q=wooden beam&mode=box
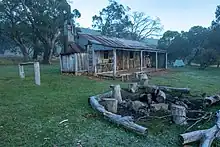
[165,53,168,69]
[113,49,117,79]
[140,51,143,71]
[155,52,158,70]
[19,62,34,66]
[18,64,25,78]
[34,62,41,85]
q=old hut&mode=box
[60,30,167,79]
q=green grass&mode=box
[0,65,220,147]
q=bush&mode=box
[0,57,24,65]
[196,49,218,69]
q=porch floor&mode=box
[96,68,166,81]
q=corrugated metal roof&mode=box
[79,33,166,53]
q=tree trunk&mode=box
[32,38,41,60]
[20,46,29,61]
[42,42,54,64]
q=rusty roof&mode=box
[60,43,85,55]
[79,33,166,53]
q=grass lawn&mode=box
[1,65,220,147]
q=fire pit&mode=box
[89,73,220,146]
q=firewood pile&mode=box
[89,73,220,146]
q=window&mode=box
[130,51,134,59]
[104,51,109,59]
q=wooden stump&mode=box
[89,93,148,135]
[180,110,220,147]
[100,98,118,113]
[139,74,149,88]
[110,85,123,104]
[128,83,138,93]
[171,104,187,125]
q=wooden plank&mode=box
[19,62,34,66]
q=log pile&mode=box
[88,73,220,146]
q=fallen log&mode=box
[158,86,190,94]
[204,95,220,107]
[89,93,148,135]
[180,110,220,147]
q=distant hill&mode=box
[143,38,159,46]
[77,27,101,35]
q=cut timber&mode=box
[158,86,190,94]
[131,101,146,112]
[155,89,166,103]
[171,104,187,125]
[89,93,148,135]
[204,95,220,106]
[151,103,169,112]
[128,83,138,93]
[139,74,149,88]
[180,110,220,147]
[110,85,123,103]
[100,98,118,113]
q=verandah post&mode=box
[165,53,168,69]
[113,48,117,79]
[140,50,143,71]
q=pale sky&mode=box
[70,0,219,32]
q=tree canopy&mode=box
[92,0,162,41]
[158,6,220,69]
[0,0,80,63]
